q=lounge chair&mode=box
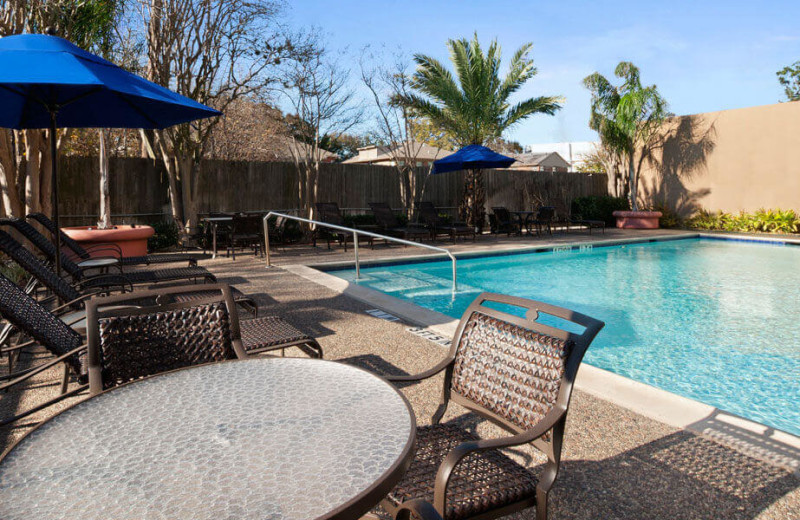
[418,201,475,244]
[376,292,604,520]
[27,212,209,266]
[568,213,606,234]
[0,217,216,287]
[314,202,373,252]
[0,229,257,323]
[489,207,521,235]
[368,202,429,243]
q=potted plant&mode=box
[584,62,667,228]
[62,130,155,258]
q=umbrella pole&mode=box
[49,110,61,279]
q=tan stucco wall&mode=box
[637,102,800,216]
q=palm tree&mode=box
[397,34,562,228]
[583,62,669,211]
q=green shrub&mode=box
[654,205,682,229]
[342,213,377,228]
[0,255,27,285]
[686,208,800,234]
[147,220,180,251]
[571,196,630,226]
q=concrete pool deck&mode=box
[2,228,799,519]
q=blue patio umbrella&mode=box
[432,144,516,229]
[432,144,516,174]
[0,33,221,275]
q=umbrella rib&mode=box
[111,91,163,129]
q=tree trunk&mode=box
[39,131,52,218]
[0,130,23,217]
[177,156,201,235]
[98,129,112,228]
[24,131,41,215]
[460,168,486,230]
[628,153,638,211]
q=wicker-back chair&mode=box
[85,284,248,395]
[0,273,89,426]
[418,202,475,244]
[378,292,604,520]
[0,217,217,287]
[529,206,556,236]
[27,212,209,266]
[227,214,264,260]
[369,202,429,242]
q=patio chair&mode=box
[418,202,475,244]
[26,213,209,266]
[528,206,556,236]
[489,207,520,235]
[369,202,429,243]
[377,292,604,520]
[0,217,217,288]
[84,284,249,394]
[227,213,264,260]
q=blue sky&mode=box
[285,0,799,146]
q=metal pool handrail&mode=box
[263,212,458,292]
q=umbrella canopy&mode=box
[432,144,516,174]
[0,34,221,277]
[0,34,220,129]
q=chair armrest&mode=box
[384,357,453,383]
[76,273,134,293]
[433,406,567,511]
[395,499,443,520]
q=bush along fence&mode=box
[684,209,800,234]
[42,156,609,226]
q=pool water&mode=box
[332,238,800,436]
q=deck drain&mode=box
[365,309,400,322]
[406,327,452,347]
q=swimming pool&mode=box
[331,237,800,436]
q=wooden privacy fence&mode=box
[54,157,607,224]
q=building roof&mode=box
[510,151,571,169]
[343,141,454,164]
[523,141,599,168]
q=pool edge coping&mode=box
[281,236,800,475]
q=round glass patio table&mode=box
[0,358,416,520]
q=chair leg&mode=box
[60,362,70,394]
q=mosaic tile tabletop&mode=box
[0,358,415,519]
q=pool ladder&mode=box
[263,212,458,292]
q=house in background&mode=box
[524,141,598,170]
[343,141,454,168]
[510,151,571,172]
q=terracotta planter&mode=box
[612,211,662,229]
[62,225,155,258]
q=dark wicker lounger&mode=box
[27,213,209,266]
[0,217,215,287]
[418,201,475,244]
[369,202,430,242]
